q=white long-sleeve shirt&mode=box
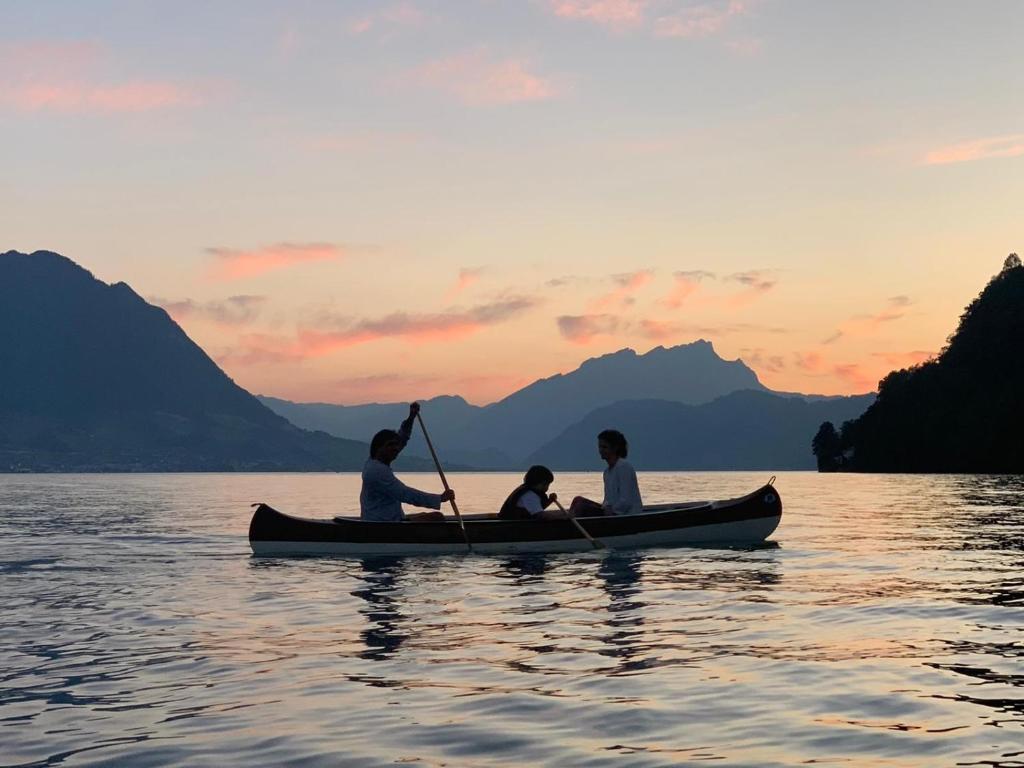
[602,458,643,515]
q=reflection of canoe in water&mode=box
[248,482,782,556]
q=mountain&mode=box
[527,390,876,470]
[257,393,497,469]
[262,341,770,466]
[0,250,397,471]
[813,255,1024,473]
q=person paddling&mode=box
[360,402,453,522]
[498,465,568,520]
[569,429,643,517]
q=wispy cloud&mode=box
[0,40,201,113]
[549,0,647,29]
[557,314,623,344]
[719,270,778,307]
[653,0,746,38]
[153,295,267,325]
[548,0,748,40]
[409,49,558,106]
[824,295,913,344]
[221,297,541,364]
[590,269,654,310]
[740,347,786,374]
[205,242,346,281]
[923,133,1024,166]
[348,2,427,36]
[444,267,485,301]
[660,269,715,308]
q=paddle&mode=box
[416,412,472,553]
[553,498,606,550]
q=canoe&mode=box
[248,482,782,556]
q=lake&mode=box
[1,471,1022,767]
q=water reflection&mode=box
[350,557,410,660]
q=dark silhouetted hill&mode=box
[813,255,1024,473]
[0,250,382,471]
[527,390,875,470]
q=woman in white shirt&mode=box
[569,429,644,516]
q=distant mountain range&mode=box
[0,250,427,472]
[260,343,875,471]
[2,248,876,472]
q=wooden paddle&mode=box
[553,498,605,550]
[416,412,472,553]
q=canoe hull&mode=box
[248,483,782,556]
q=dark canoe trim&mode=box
[248,484,781,546]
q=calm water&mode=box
[1,471,1022,767]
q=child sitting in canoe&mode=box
[498,465,568,520]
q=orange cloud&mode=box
[557,314,622,344]
[221,298,540,364]
[549,0,647,28]
[410,49,557,106]
[832,362,876,393]
[590,269,654,310]
[206,243,345,281]
[654,1,746,38]
[923,134,1024,166]
[660,269,715,308]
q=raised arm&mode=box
[394,402,420,452]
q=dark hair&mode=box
[598,429,628,458]
[523,465,554,487]
[370,429,400,457]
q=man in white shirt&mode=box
[359,402,454,522]
[568,429,644,516]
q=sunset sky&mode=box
[3,1,1021,405]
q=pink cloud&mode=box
[653,1,746,38]
[660,269,715,308]
[410,49,557,106]
[5,81,199,112]
[220,298,540,364]
[590,269,654,310]
[793,350,826,373]
[0,40,201,114]
[923,134,1024,166]
[557,314,623,344]
[205,243,345,281]
[349,2,426,35]
[549,0,648,28]
[550,0,747,39]
[832,362,876,392]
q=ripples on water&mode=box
[1,472,1022,767]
